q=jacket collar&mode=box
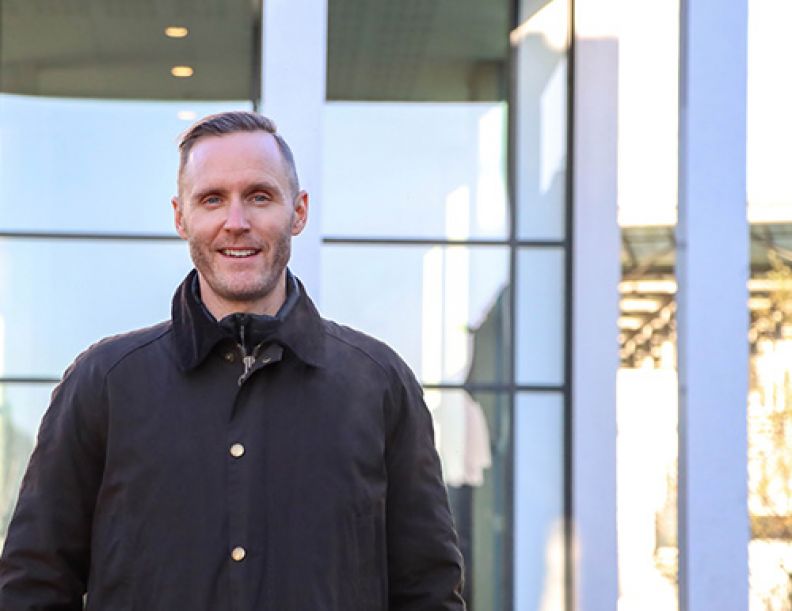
[171,268,326,371]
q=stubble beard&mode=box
[189,229,292,306]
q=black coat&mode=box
[0,270,465,610]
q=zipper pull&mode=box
[238,354,255,387]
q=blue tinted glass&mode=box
[514,0,569,240]
[0,238,192,377]
[0,96,252,233]
[321,244,510,384]
[0,383,55,542]
[514,391,564,610]
[516,247,565,385]
[430,389,510,610]
[323,103,509,239]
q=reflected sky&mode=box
[0,239,192,378]
[321,244,509,384]
[0,95,251,233]
[322,102,508,239]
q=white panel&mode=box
[677,0,749,609]
[261,0,326,299]
[572,0,620,608]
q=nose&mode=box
[223,197,250,233]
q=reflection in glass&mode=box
[0,383,54,544]
[513,0,569,240]
[515,248,564,385]
[327,0,508,102]
[321,245,509,385]
[323,103,508,239]
[429,390,509,611]
[513,392,564,611]
[1,0,257,100]
[0,95,251,233]
[0,239,192,378]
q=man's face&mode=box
[172,131,308,316]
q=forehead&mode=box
[181,131,287,190]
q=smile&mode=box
[220,248,260,258]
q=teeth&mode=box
[222,249,257,257]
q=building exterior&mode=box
[0,0,783,609]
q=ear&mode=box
[291,191,309,236]
[172,196,188,240]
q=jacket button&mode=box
[229,443,245,458]
[224,351,235,363]
[231,546,246,562]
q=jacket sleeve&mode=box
[385,369,466,610]
[0,355,107,610]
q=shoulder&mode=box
[63,321,172,383]
[41,322,172,441]
[320,319,416,385]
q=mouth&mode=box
[219,248,261,258]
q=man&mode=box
[0,111,465,610]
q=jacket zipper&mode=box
[237,319,264,386]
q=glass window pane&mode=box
[514,391,564,610]
[429,389,510,610]
[321,244,510,385]
[327,0,509,102]
[1,1,257,100]
[516,248,565,385]
[0,383,55,543]
[0,238,192,378]
[0,96,251,233]
[322,102,508,239]
[514,0,570,240]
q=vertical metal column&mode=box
[677,1,749,609]
[572,1,620,609]
[261,0,327,297]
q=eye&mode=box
[203,195,222,206]
[251,193,271,205]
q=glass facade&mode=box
[0,0,578,608]
[0,0,258,539]
[326,1,571,609]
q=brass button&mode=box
[223,351,235,363]
[231,546,246,562]
[229,443,245,458]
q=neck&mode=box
[198,274,287,320]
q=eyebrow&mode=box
[190,181,284,202]
[244,182,284,198]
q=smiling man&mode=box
[0,112,465,611]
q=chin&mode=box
[217,278,278,303]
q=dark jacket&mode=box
[0,270,465,611]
